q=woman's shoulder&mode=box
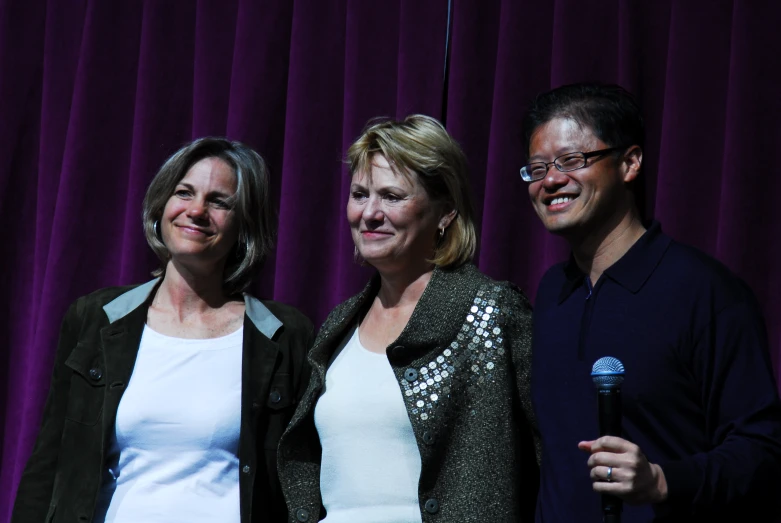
[67,283,149,315]
[257,298,314,333]
[318,276,379,330]
[316,292,367,337]
[77,283,144,303]
[445,266,533,344]
[439,263,532,309]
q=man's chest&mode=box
[530,283,701,437]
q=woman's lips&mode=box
[361,230,392,239]
[177,224,211,236]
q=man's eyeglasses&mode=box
[520,146,628,182]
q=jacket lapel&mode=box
[243,295,283,408]
[242,317,279,413]
[99,304,147,447]
[308,280,377,383]
[393,264,482,356]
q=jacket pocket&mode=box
[266,374,293,410]
[64,342,105,425]
[263,373,294,450]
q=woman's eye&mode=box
[175,189,191,198]
[351,191,367,200]
[212,200,231,209]
[384,193,401,202]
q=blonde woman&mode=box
[278,115,540,523]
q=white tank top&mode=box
[93,325,243,523]
[314,327,423,523]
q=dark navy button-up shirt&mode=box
[532,222,781,522]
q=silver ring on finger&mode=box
[606,466,613,482]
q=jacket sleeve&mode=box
[502,284,541,521]
[659,299,781,515]
[11,300,84,523]
[257,303,316,523]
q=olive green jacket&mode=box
[12,280,313,523]
[278,263,540,523]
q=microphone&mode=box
[591,357,626,523]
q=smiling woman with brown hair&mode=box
[277,115,540,523]
[12,137,313,523]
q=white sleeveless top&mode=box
[314,328,423,523]
[93,325,243,523]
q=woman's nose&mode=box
[362,197,384,221]
[186,198,208,218]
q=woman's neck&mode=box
[154,260,231,314]
[375,265,435,311]
[357,264,435,354]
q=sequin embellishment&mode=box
[399,285,505,422]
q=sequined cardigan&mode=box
[277,263,540,523]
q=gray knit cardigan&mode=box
[278,263,540,523]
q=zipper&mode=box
[578,277,596,361]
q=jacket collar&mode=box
[311,263,485,367]
[559,221,671,303]
[394,263,484,352]
[102,278,282,339]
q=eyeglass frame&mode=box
[519,146,630,182]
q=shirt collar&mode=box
[558,221,671,303]
[103,279,160,322]
[103,278,282,339]
[559,255,586,303]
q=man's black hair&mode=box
[522,83,645,155]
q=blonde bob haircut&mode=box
[142,137,274,295]
[347,114,477,269]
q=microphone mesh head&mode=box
[591,356,625,388]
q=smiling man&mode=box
[522,83,781,522]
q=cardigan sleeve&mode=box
[502,284,542,466]
[12,299,84,523]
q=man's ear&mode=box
[622,145,643,183]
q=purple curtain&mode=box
[2,0,780,517]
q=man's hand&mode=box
[578,436,668,504]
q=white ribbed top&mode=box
[314,328,422,523]
[94,325,243,523]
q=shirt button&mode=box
[242,465,250,474]
[393,345,405,358]
[269,390,282,403]
[295,508,309,521]
[422,431,435,445]
[404,368,418,382]
[88,368,102,380]
[424,498,439,514]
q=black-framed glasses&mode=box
[520,146,628,182]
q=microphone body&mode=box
[591,357,626,523]
[597,386,622,436]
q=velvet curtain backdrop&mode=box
[1,0,779,517]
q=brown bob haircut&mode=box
[346,114,477,269]
[141,137,274,294]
